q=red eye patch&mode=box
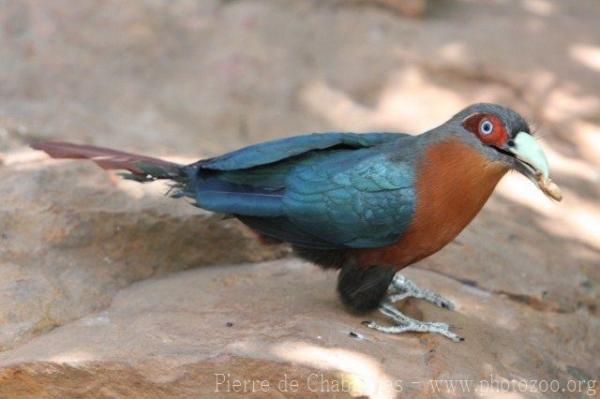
[462,113,508,147]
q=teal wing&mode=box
[186,132,416,249]
[281,150,415,248]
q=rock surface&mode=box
[0,260,597,398]
[0,158,286,351]
[0,0,599,398]
[345,0,427,17]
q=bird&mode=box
[31,103,561,342]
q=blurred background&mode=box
[0,1,598,397]
[0,1,598,159]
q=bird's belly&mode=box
[355,138,507,269]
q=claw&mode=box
[363,301,463,342]
[358,276,462,342]
[389,274,455,311]
[363,320,465,342]
[364,319,464,342]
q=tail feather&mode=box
[31,141,186,182]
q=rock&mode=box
[0,260,597,398]
[0,158,287,350]
[346,0,427,17]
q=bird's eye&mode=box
[479,119,494,136]
[463,113,508,146]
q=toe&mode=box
[429,322,450,329]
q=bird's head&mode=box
[448,103,562,201]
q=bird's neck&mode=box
[411,137,508,253]
[417,137,508,207]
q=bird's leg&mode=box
[361,274,461,341]
[335,264,461,341]
[363,301,463,342]
[387,274,455,310]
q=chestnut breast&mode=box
[356,138,508,268]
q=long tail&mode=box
[31,141,187,183]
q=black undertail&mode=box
[337,263,396,312]
[291,246,348,269]
[293,247,395,312]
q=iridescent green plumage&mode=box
[187,133,416,249]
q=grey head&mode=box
[424,103,560,200]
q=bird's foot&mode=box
[388,274,455,310]
[363,301,463,342]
